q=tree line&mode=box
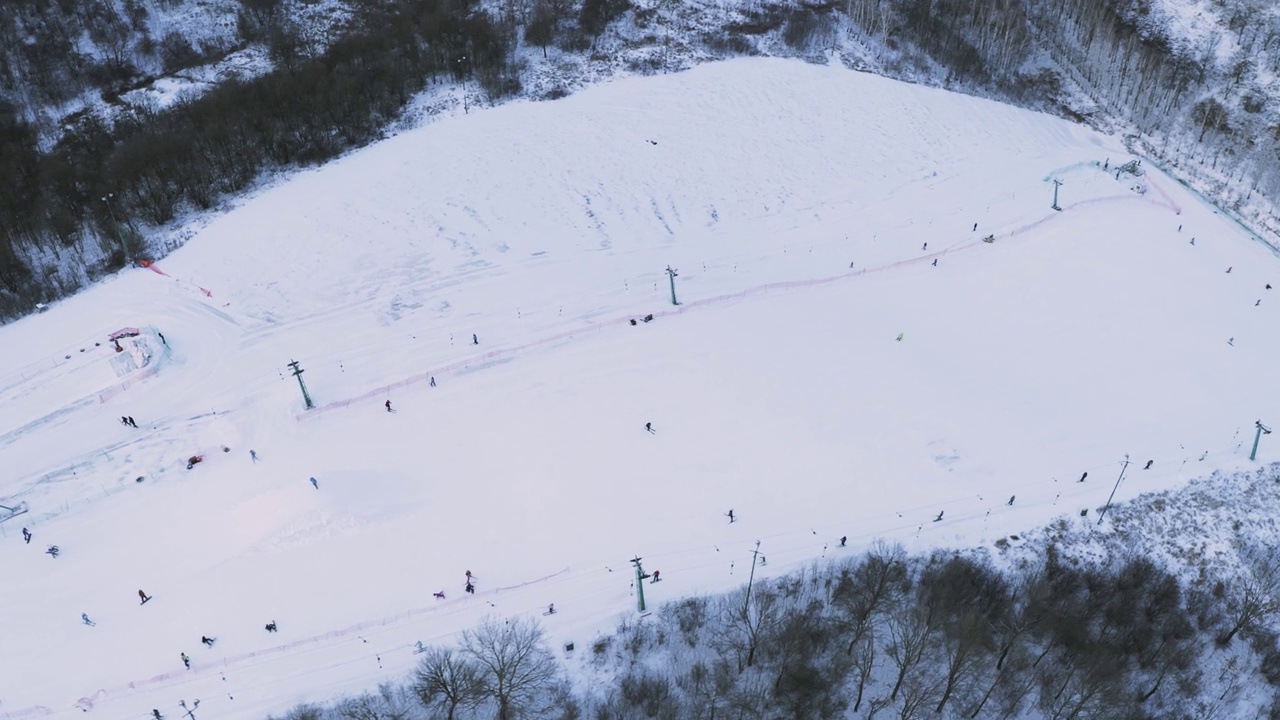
[268,532,1280,719]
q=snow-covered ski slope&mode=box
[2,57,1277,719]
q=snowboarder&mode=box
[1078,472,1088,483]
[152,709,163,720]
[643,314,654,323]
[22,527,31,543]
[934,511,944,522]
[726,509,735,523]
[472,333,479,345]
[250,450,258,463]
[128,416,138,428]
[433,591,446,599]
[896,332,904,341]
[46,545,59,557]
[651,570,660,583]
[430,376,436,387]
[1228,337,1235,346]
[465,582,475,594]
[201,636,215,647]
[82,613,95,626]
[1227,267,1233,273]
[180,652,190,670]
[1144,459,1154,470]
[759,555,767,566]
[1190,237,1195,245]
[546,603,556,615]
[158,332,166,346]
[310,477,318,489]
[385,399,393,412]
[1007,495,1016,506]
[139,589,152,604]
[265,621,278,633]
[630,318,638,325]
[839,535,847,547]
[645,422,654,433]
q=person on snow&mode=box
[430,376,436,387]
[201,636,215,647]
[547,603,556,614]
[310,477,319,489]
[645,422,654,433]
[385,399,393,412]
[1007,495,1016,506]
[839,535,847,547]
[1144,460,1154,470]
[152,709,164,720]
[265,620,278,633]
[433,591,446,599]
[651,570,660,583]
[22,527,31,544]
[934,510,944,522]
[250,450,258,463]
[46,545,59,557]
[1078,472,1088,483]
[932,259,938,267]
[82,613,95,626]
[180,652,190,670]
[139,589,151,604]
[472,334,479,345]
[121,416,129,426]
[726,509,735,523]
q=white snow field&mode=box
[1,57,1278,719]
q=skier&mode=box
[896,332,904,342]
[385,399,393,413]
[651,570,660,583]
[250,450,258,463]
[265,620,278,632]
[180,652,190,670]
[1078,471,1088,483]
[645,422,654,433]
[310,477,318,489]
[934,510,944,522]
[839,536,847,547]
[46,545,59,557]
[973,222,978,231]
[82,613,95,626]
[1144,460,1154,470]
[121,416,129,426]
[726,509,735,524]
[152,709,163,720]
[22,527,31,544]
[932,259,938,267]
[158,332,166,346]
[472,333,478,345]
[1007,495,1016,506]
[430,376,436,387]
[1190,238,1195,245]
[201,635,215,647]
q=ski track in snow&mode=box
[1,58,1277,719]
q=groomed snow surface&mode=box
[1,57,1277,720]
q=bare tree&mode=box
[832,541,907,657]
[1218,551,1280,645]
[462,616,559,720]
[414,646,485,720]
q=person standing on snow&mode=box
[310,477,319,489]
[385,400,393,412]
[180,652,190,670]
[472,334,479,345]
[22,527,31,543]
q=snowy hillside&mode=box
[1,57,1277,720]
